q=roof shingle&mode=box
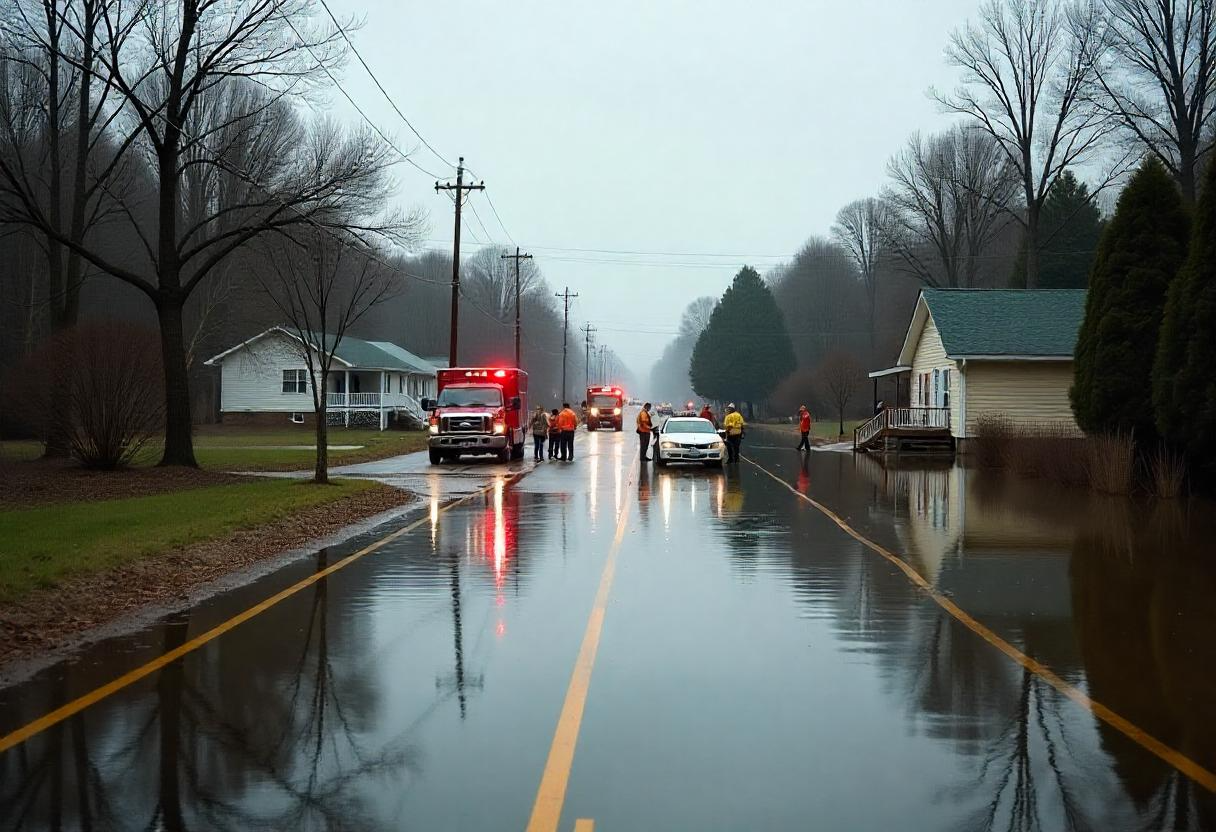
[922,289,1086,357]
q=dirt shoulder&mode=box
[0,459,244,507]
[0,479,412,669]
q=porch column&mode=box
[379,370,386,431]
[872,377,878,413]
[343,370,350,427]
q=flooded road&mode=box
[2,424,1214,830]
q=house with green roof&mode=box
[204,326,438,429]
[859,289,1087,452]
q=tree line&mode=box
[0,0,611,469]
[651,0,1216,425]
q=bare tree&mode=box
[816,351,864,438]
[0,0,412,468]
[935,0,1113,287]
[832,198,890,354]
[883,129,1017,289]
[253,227,408,484]
[1091,0,1216,203]
[0,0,134,455]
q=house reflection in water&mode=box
[849,453,1216,829]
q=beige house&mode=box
[859,289,1086,451]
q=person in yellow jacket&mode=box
[723,404,745,463]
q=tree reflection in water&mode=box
[0,547,428,830]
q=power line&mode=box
[316,0,455,172]
[483,191,517,246]
[281,16,445,180]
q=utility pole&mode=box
[435,157,484,368]
[580,323,597,393]
[555,287,579,402]
[599,344,608,384]
[500,247,532,368]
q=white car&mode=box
[655,416,725,468]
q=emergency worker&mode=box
[557,402,579,461]
[796,405,813,452]
[636,402,654,462]
[699,403,717,427]
[723,404,745,463]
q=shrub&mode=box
[1083,432,1135,495]
[1146,443,1187,499]
[12,324,164,469]
[972,414,1013,468]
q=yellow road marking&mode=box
[0,477,515,755]
[746,456,1216,794]
[526,453,636,832]
[573,821,595,832]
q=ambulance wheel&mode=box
[497,447,511,463]
[614,424,622,432]
[511,442,524,460]
[429,449,443,465]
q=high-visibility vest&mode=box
[557,409,578,431]
[637,410,653,433]
[724,412,745,435]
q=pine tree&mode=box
[1072,158,1189,441]
[690,266,796,410]
[1012,170,1105,289]
[1154,156,1216,471]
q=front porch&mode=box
[853,406,954,455]
[326,370,425,429]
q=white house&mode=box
[204,327,438,429]
[858,289,1087,452]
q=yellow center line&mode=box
[573,820,595,832]
[0,476,517,755]
[526,452,637,832]
[745,455,1216,794]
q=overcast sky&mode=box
[321,0,981,380]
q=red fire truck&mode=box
[585,385,625,431]
[422,368,528,464]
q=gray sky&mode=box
[322,0,980,378]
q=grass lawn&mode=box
[0,440,43,462]
[0,477,377,603]
[126,427,428,471]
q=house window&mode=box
[942,369,951,408]
[290,412,305,424]
[933,369,940,407]
[282,369,308,393]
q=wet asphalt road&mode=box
[2,423,1215,830]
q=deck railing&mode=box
[854,406,950,450]
[326,392,424,416]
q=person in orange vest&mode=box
[797,405,813,452]
[636,402,654,461]
[556,402,579,461]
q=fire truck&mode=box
[585,385,625,431]
[422,368,528,464]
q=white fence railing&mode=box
[854,407,950,449]
[326,392,424,415]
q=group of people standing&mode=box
[529,401,814,466]
[634,401,747,463]
[530,403,579,461]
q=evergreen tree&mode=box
[1154,156,1216,471]
[690,266,795,411]
[1012,170,1105,289]
[1072,158,1189,441]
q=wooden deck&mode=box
[853,407,954,455]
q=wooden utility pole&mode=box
[555,287,579,402]
[580,323,597,394]
[501,247,533,367]
[435,157,484,368]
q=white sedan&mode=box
[655,417,725,468]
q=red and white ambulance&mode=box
[422,368,528,464]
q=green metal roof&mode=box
[922,289,1087,358]
[304,331,437,373]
